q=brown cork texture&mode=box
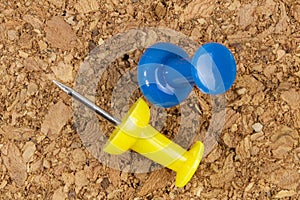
[0,0,299,199]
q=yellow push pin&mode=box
[53,80,204,187]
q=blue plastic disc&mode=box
[137,43,194,108]
[191,43,236,95]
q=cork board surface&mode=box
[0,0,300,199]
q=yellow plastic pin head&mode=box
[103,98,151,154]
[104,98,204,187]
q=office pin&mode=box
[53,80,204,187]
[137,42,236,108]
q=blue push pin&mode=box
[137,42,236,108]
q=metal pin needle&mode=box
[52,80,121,126]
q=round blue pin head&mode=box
[191,43,236,95]
[137,42,194,108]
[137,42,237,108]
